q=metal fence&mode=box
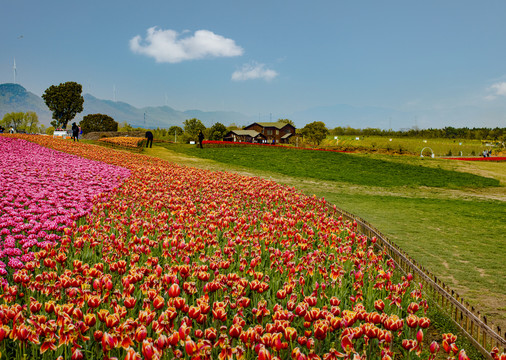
[330,205,505,358]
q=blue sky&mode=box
[1,0,506,128]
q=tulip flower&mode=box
[168,283,181,298]
[185,336,197,356]
[0,134,477,360]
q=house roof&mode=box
[281,133,293,139]
[227,130,262,137]
[248,122,295,130]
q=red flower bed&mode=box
[442,156,506,161]
[0,134,495,360]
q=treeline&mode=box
[118,119,232,143]
[330,126,506,140]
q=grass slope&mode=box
[167,145,499,188]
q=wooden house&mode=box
[223,129,267,143]
[242,122,296,144]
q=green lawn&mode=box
[164,145,499,188]
[153,143,506,330]
[321,135,495,156]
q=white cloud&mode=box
[130,27,244,63]
[231,62,278,81]
[490,82,506,96]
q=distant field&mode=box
[321,135,500,156]
[162,144,500,188]
[153,143,506,330]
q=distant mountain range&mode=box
[1,83,505,129]
[0,83,255,128]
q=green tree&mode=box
[227,123,241,131]
[46,126,55,135]
[301,121,329,145]
[183,118,206,141]
[1,112,25,131]
[79,114,118,134]
[118,122,134,132]
[208,122,228,140]
[24,111,39,133]
[42,81,84,129]
[168,126,183,135]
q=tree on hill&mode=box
[80,114,118,134]
[301,121,329,145]
[42,81,84,129]
[208,122,228,140]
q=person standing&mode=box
[145,130,154,148]
[198,130,204,149]
[72,123,79,142]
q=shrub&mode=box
[80,114,118,134]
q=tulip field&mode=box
[99,137,145,149]
[0,134,503,360]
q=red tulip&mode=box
[94,330,103,342]
[406,314,418,328]
[105,314,120,328]
[341,335,354,354]
[430,341,440,354]
[188,305,201,319]
[87,295,101,309]
[71,348,84,360]
[44,301,55,314]
[168,332,180,346]
[101,332,116,352]
[29,300,42,313]
[314,320,328,340]
[205,327,217,341]
[168,283,180,298]
[153,296,165,310]
[258,346,272,360]
[407,302,420,314]
[125,348,142,360]
[142,340,156,360]
[174,297,185,310]
[124,296,137,309]
[402,339,416,351]
[229,323,243,338]
[418,317,430,328]
[185,336,197,356]
[212,307,227,322]
[374,299,385,312]
[135,325,148,342]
